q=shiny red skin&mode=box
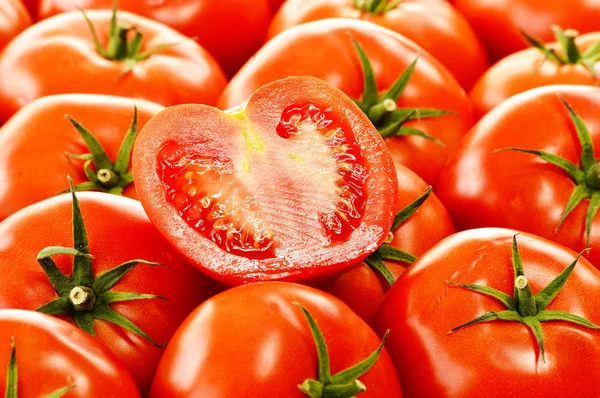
[0,94,163,221]
[318,164,455,325]
[0,310,140,397]
[0,10,226,124]
[37,0,272,77]
[374,228,600,397]
[149,282,403,397]
[0,193,219,394]
[219,19,473,185]
[268,0,488,90]
[454,0,600,63]
[269,0,286,12]
[0,0,30,50]
[470,32,600,120]
[436,86,600,268]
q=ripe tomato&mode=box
[437,85,600,268]
[0,191,219,394]
[0,0,30,50]
[219,19,473,185]
[375,229,600,397]
[134,76,398,285]
[269,0,286,12]
[268,0,488,90]
[0,310,140,397]
[470,29,600,120]
[0,94,163,221]
[0,9,226,124]
[149,282,402,397]
[454,0,600,62]
[36,0,272,77]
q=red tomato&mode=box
[0,10,226,124]
[37,0,272,77]
[219,19,473,185]
[133,76,398,285]
[454,0,600,62]
[0,310,140,397]
[0,0,30,50]
[269,0,287,12]
[0,94,163,221]
[149,282,402,397]
[0,192,219,394]
[437,85,600,268]
[268,0,488,90]
[375,229,600,397]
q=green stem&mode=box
[516,276,537,317]
[368,99,396,125]
[97,169,120,188]
[585,162,600,189]
[69,286,96,312]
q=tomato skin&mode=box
[454,0,600,63]
[268,0,488,90]
[149,282,403,397]
[0,10,226,124]
[374,228,600,397]
[0,193,219,395]
[0,310,140,397]
[0,0,30,50]
[219,19,473,185]
[436,86,600,268]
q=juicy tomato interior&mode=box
[156,102,368,260]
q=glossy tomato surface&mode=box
[0,310,140,397]
[149,282,403,397]
[268,0,488,89]
[0,0,30,50]
[220,19,473,185]
[375,229,600,397]
[0,10,226,124]
[0,193,219,394]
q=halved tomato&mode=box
[133,76,398,285]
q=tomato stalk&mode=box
[353,0,403,14]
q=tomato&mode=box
[375,229,600,397]
[269,0,287,12]
[268,0,488,90]
[0,190,218,394]
[436,85,600,268]
[219,19,473,185]
[454,0,600,63]
[470,29,600,120]
[0,9,226,124]
[133,76,398,285]
[0,0,30,50]
[36,0,272,77]
[318,164,455,325]
[0,310,140,397]
[149,282,402,397]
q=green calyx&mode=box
[447,235,599,363]
[295,303,388,398]
[495,97,600,250]
[351,38,451,144]
[65,107,137,195]
[364,187,432,287]
[36,177,167,347]
[4,338,75,398]
[353,0,402,14]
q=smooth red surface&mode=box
[375,229,600,397]
[0,310,140,397]
[149,282,403,397]
[437,86,600,268]
[0,0,30,50]
[0,10,226,124]
[0,193,219,394]
[220,19,473,185]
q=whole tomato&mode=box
[37,0,272,77]
[0,0,30,50]
[437,85,600,268]
[0,94,163,221]
[454,0,600,62]
[268,0,488,90]
[0,310,140,397]
[0,9,226,124]
[0,189,219,394]
[219,19,473,185]
[149,282,403,397]
[375,229,600,397]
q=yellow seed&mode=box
[178,158,189,167]
[333,145,347,153]
[187,187,197,197]
[338,162,352,171]
[199,196,211,208]
[325,129,338,137]
[338,198,354,210]
[185,171,194,180]
[335,209,349,222]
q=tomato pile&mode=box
[1,0,600,396]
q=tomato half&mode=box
[134,76,398,285]
[149,282,402,397]
[0,310,140,397]
[0,0,30,50]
